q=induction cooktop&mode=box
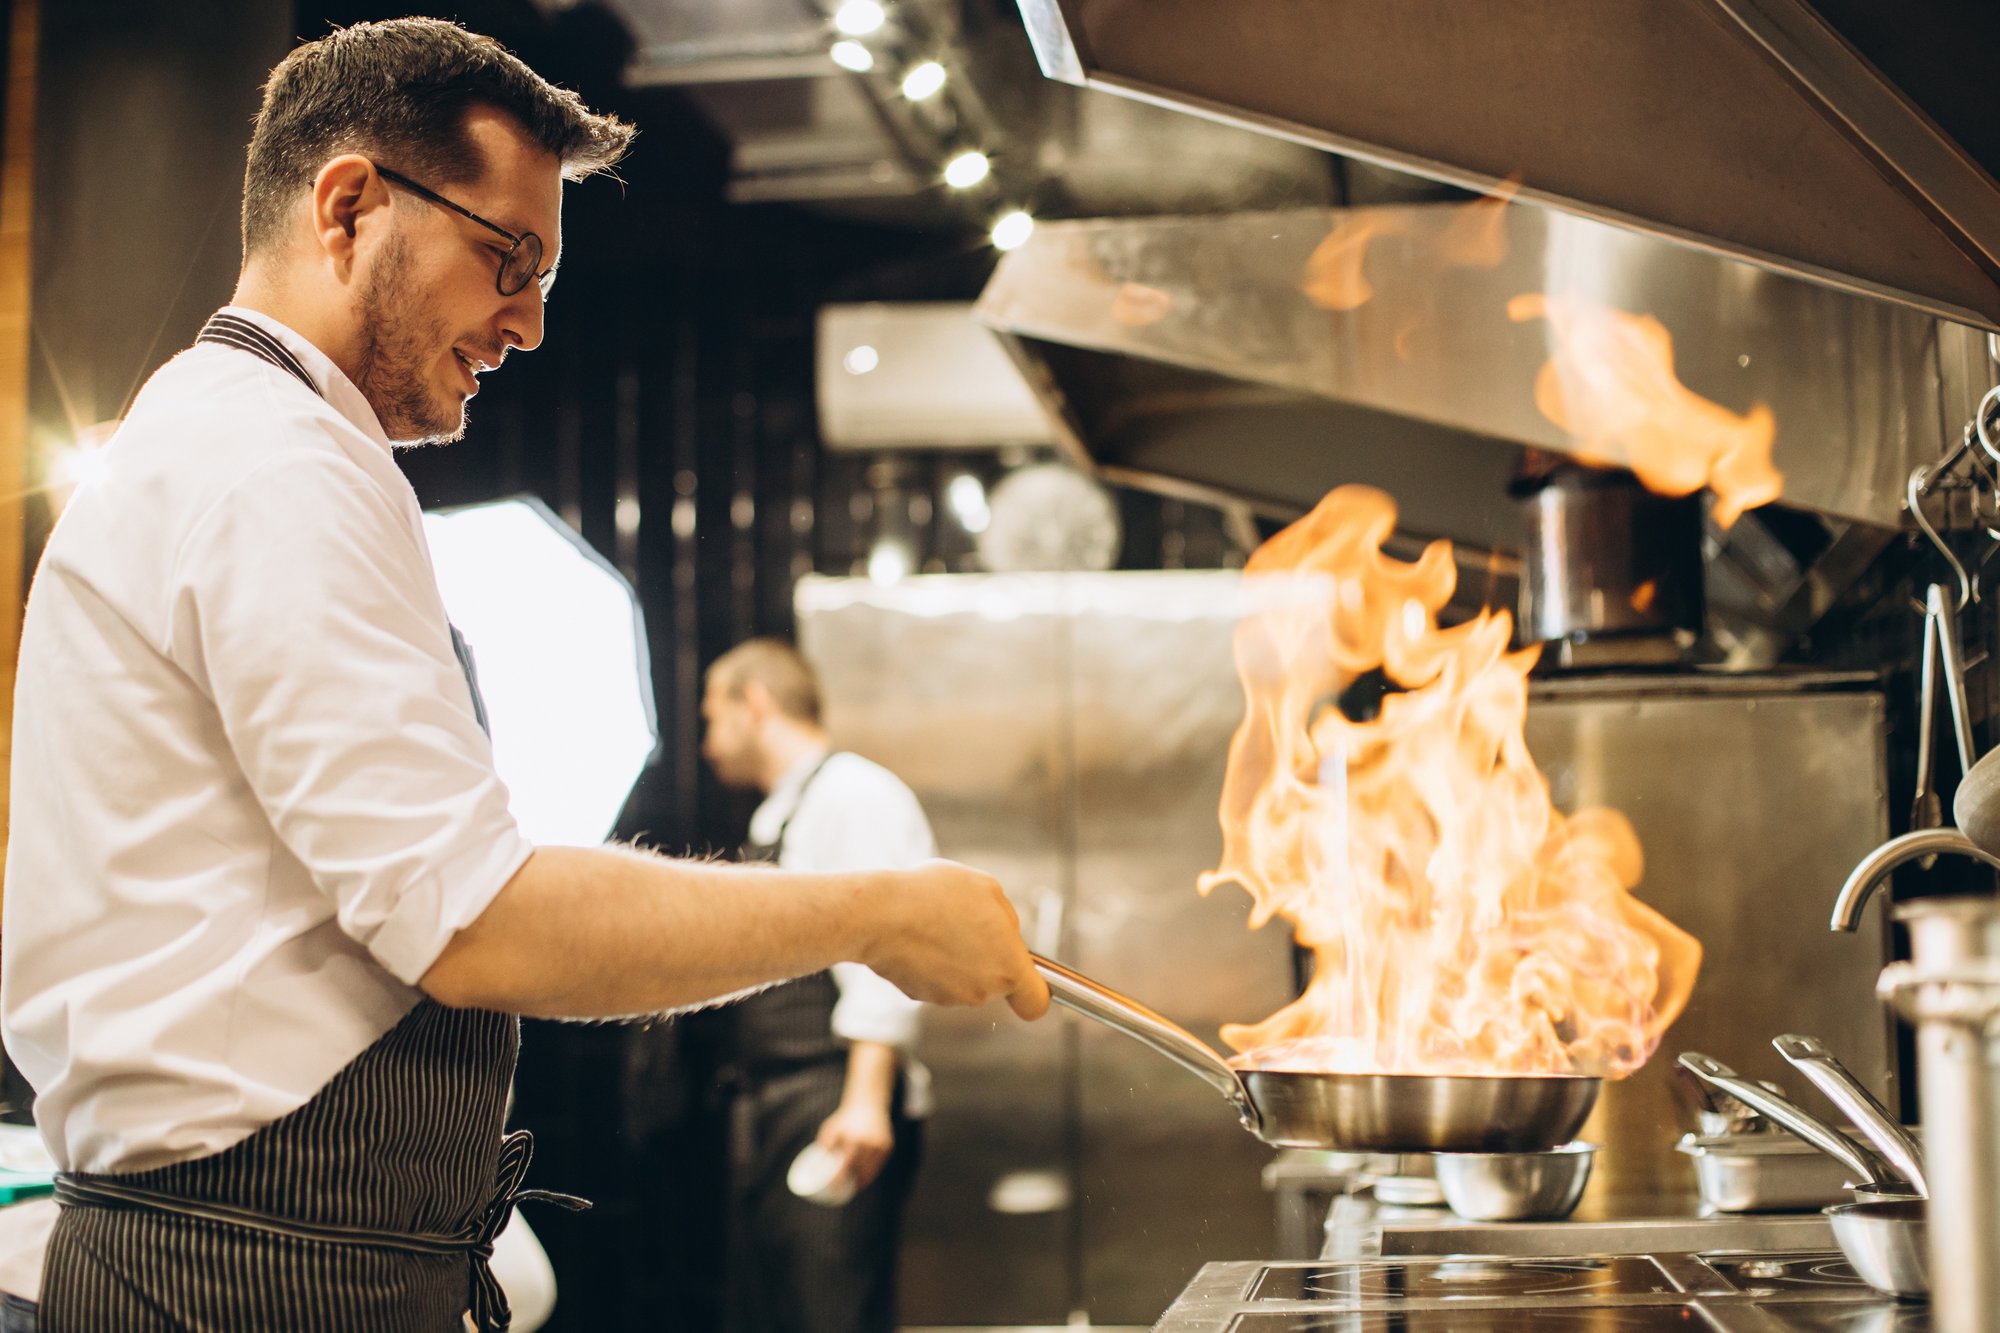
[1155,1251,1923,1332]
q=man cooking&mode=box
[0,18,1047,1332]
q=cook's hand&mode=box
[862,860,1050,1021]
[815,1101,895,1192]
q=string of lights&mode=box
[817,0,1038,252]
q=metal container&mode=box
[1518,464,1704,667]
[1826,1197,1930,1298]
[1433,1142,1595,1221]
[1878,897,2000,1332]
[1677,1133,1859,1212]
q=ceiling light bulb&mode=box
[867,539,912,585]
[829,39,875,72]
[843,344,880,375]
[943,151,991,190]
[833,0,887,36]
[990,210,1035,251]
[900,60,946,101]
[946,474,991,533]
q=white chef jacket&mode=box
[753,748,935,1111]
[1,307,533,1175]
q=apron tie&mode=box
[466,1130,591,1333]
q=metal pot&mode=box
[1516,462,1705,667]
[1032,954,1601,1152]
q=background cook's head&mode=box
[234,17,634,445]
[701,639,827,793]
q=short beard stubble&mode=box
[353,233,470,447]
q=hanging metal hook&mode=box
[1977,384,2000,470]
[1909,461,1974,611]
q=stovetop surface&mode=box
[1159,1252,1926,1332]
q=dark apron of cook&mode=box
[679,752,923,1333]
[42,341,579,1329]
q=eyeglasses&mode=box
[372,163,557,299]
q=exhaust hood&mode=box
[976,202,1987,534]
[1012,0,2000,331]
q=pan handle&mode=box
[1031,954,1258,1126]
[1773,1034,1928,1196]
[1677,1052,1887,1188]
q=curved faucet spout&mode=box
[1830,829,2000,931]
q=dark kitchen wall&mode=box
[20,0,292,572]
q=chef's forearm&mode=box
[419,843,883,1017]
[417,843,1048,1022]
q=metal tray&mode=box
[1678,1133,1856,1212]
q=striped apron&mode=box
[38,313,583,1332]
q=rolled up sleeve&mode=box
[167,451,531,984]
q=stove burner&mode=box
[1251,1257,1678,1303]
[1224,1308,1712,1331]
[1700,1252,1872,1295]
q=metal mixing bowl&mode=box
[1432,1141,1597,1221]
[1825,1197,1928,1298]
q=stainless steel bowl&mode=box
[1826,1197,1929,1298]
[1433,1141,1596,1221]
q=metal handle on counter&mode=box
[1677,1053,1888,1188]
[1773,1034,1929,1196]
[1930,584,1977,775]
[1031,953,1258,1126]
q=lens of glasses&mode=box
[499,232,544,297]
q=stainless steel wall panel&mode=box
[1067,574,1296,1323]
[1523,680,1892,1206]
[800,575,1077,1325]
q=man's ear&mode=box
[310,154,389,281]
[741,680,779,722]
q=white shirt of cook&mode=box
[752,747,936,1116]
[0,308,533,1175]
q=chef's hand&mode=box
[815,1100,895,1192]
[861,860,1050,1021]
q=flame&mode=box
[1199,486,1700,1078]
[1299,210,1409,312]
[1112,282,1174,327]
[1509,294,1782,528]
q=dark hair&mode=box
[242,18,634,255]
[708,639,824,726]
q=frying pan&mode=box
[1032,954,1600,1152]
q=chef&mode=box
[0,18,1046,1333]
[693,638,938,1332]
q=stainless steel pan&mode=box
[1677,1053,1911,1198]
[1032,954,1600,1152]
[1773,1033,1927,1196]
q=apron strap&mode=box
[195,312,321,398]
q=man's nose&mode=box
[500,285,545,353]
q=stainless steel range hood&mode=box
[976,203,1992,535]
[1013,0,2000,331]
